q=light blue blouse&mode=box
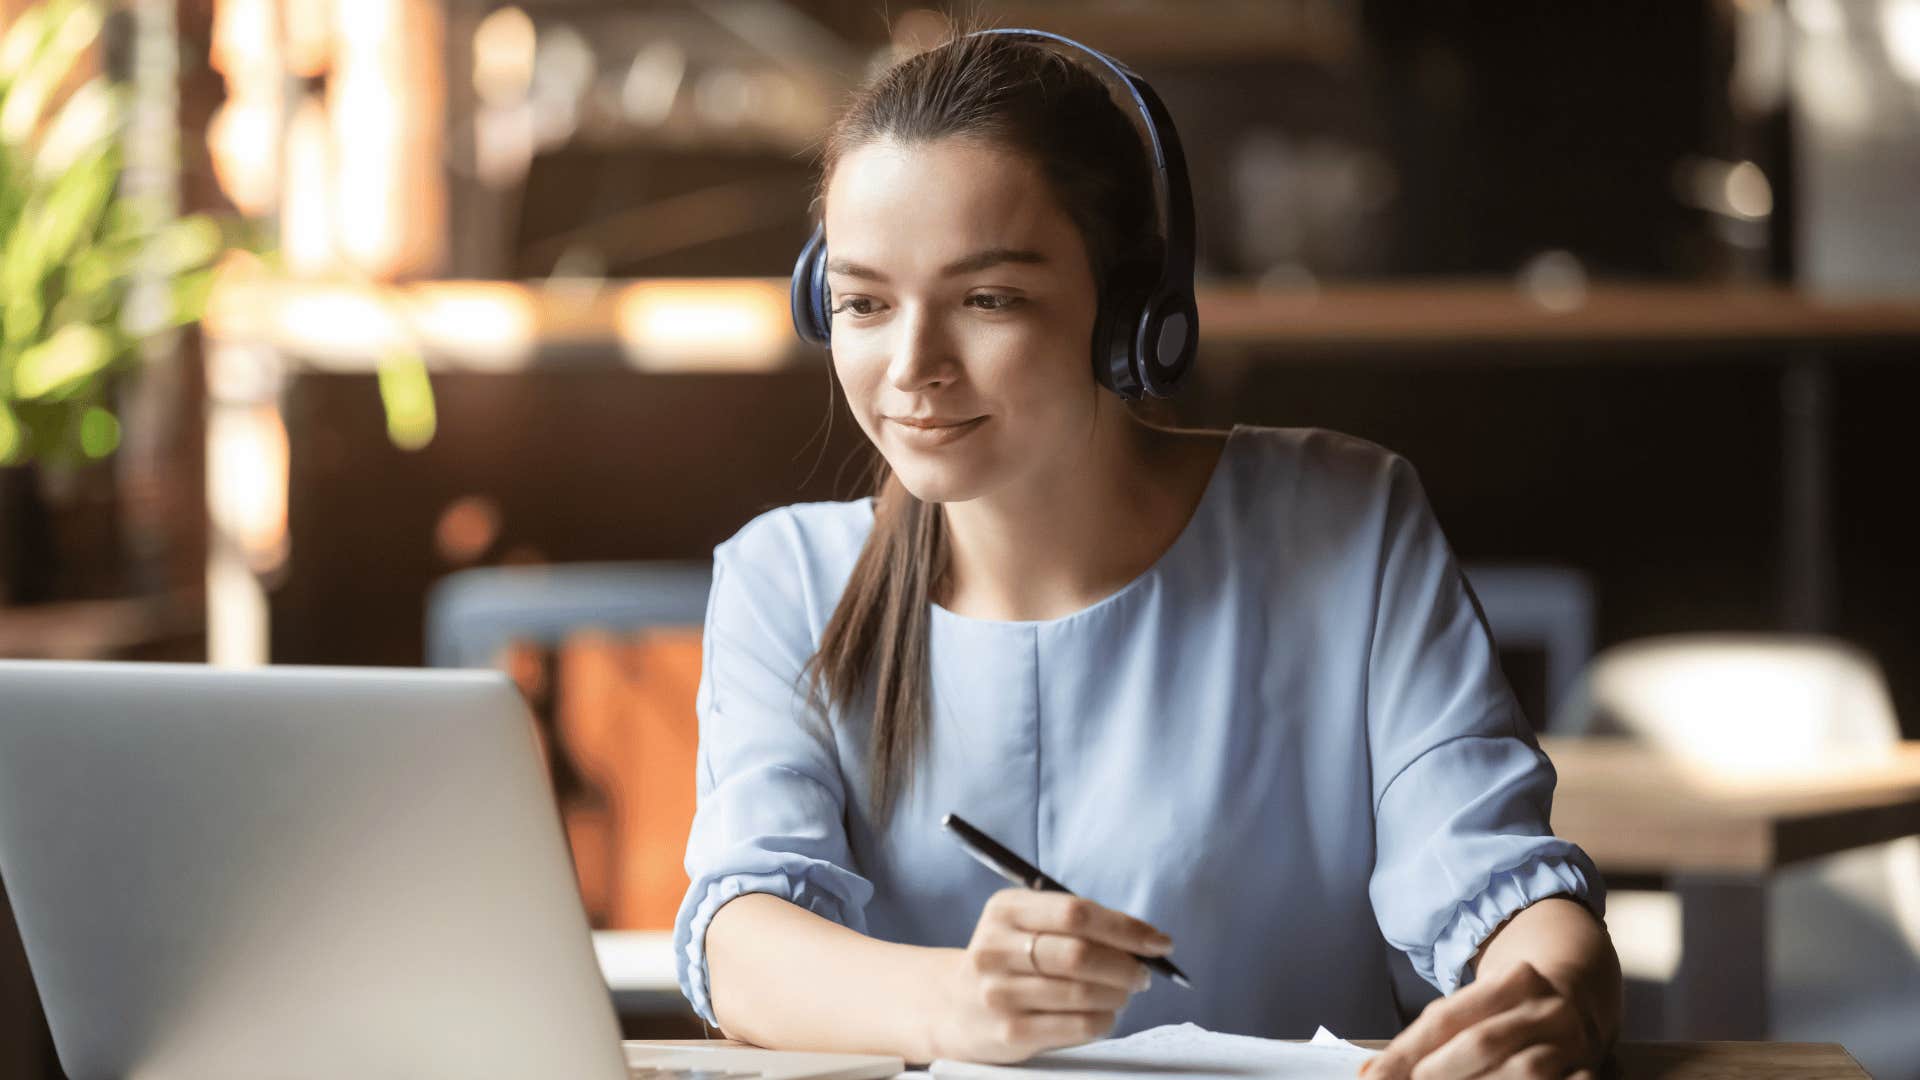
[673,424,1602,1039]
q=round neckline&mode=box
[918,423,1243,631]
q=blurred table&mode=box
[1542,736,1920,1042]
[593,929,693,1021]
[653,1038,1871,1079]
[0,587,203,660]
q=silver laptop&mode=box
[0,660,901,1080]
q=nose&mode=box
[885,305,958,393]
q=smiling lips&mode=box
[890,415,982,429]
[888,414,988,445]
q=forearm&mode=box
[1470,895,1623,1056]
[704,892,955,1063]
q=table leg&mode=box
[1669,874,1769,1040]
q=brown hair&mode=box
[800,30,1163,827]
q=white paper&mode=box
[928,1022,1379,1078]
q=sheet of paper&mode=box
[928,1022,1379,1078]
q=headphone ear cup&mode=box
[1136,291,1198,397]
[1092,266,1154,399]
[790,226,831,344]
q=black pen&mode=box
[941,812,1191,989]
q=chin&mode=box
[887,464,983,504]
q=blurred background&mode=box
[3,0,1920,1077]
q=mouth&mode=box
[889,416,986,430]
[887,415,989,444]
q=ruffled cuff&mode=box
[674,860,872,1026]
[1424,852,1606,995]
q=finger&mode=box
[967,927,1146,991]
[1005,892,1173,957]
[1409,999,1564,1080]
[996,1010,1115,1056]
[1018,930,1155,991]
[977,973,1134,1015]
[1366,965,1555,1080]
[1493,1042,1565,1080]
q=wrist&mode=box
[1535,957,1618,1063]
[912,947,968,1064]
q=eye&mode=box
[830,296,883,318]
[966,292,1024,312]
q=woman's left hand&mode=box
[1358,961,1603,1080]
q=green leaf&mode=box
[149,214,224,276]
[377,348,438,451]
[169,264,216,326]
[0,399,21,464]
[13,321,113,399]
[3,289,45,350]
[2,142,119,312]
[78,403,118,458]
[31,76,122,180]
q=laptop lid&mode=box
[0,660,630,1080]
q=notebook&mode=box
[926,1023,1379,1078]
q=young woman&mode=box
[673,30,1622,1078]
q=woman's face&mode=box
[822,136,1103,505]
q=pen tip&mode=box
[1172,974,1191,989]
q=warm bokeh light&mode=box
[434,495,504,565]
[1885,0,1920,83]
[404,282,538,368]
[1592,637,1902,777]
[207,0,445,279]
[282,0,332,79]
[614,279,791,371]
[1723,160,1774,219]
[330,0,446,279]
[280,97,335,275]
[206,401,290,574]
[205,0,281,216]
[472,5,536,106]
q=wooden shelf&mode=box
[1199,282,1920,351]
[201,276,1920,373]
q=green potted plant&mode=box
[1,0,224,604]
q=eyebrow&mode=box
[825,247,1049,282]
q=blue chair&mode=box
[426,562,713,670]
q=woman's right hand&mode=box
[928,887,1175,1064]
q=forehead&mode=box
[822,137,1083,272]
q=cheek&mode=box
[980,312,1092,398]
[830,347,884,420]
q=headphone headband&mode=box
[966,28,1195,306]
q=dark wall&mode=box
[273,366,879,667]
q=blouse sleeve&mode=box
[1363,456,1605,995]
[671,512,875,1026]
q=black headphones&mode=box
[788,28,1199,401]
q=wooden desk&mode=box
[1355,1040,1870,1080]
[642,1039,1872,1079]
[1541,737,1920,1042]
